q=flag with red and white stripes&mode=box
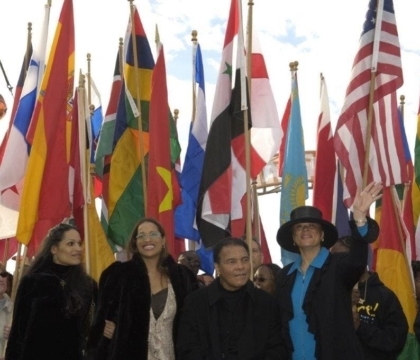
[334,0,404,207]
[313,75,336,224]
[249,32,281,179]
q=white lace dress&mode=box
[147,282,177,360]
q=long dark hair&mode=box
[126,217,170,275]
[25,223,93,316]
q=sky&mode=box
[1,0,420,266]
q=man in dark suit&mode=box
[176,237,288,359]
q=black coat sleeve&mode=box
[5,276,36,360]
[263,297,290,360]
[84,262,122,360]
[176,291,208,360]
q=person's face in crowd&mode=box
[51,229,83,266]
[178,252,201,275]
[215,245,250,291]
[0,272,8,298]
[136,221,165,259]
[251,240,263,269]
[329,241,349,254]
[200,274,214,286]
[254,265,275,295]
[292,222,324,251]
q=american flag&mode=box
[333,0,404,207]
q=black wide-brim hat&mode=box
[277,206,338,253]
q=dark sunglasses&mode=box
[0,272,9,278]
[253,276,274,283]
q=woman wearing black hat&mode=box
[275,181,382,360]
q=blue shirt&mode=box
[287,223,368,359]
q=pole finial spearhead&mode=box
[191,30,198,42]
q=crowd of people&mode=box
[1,181,419,359]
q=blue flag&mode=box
[175,43,208,241]
[280,69,308,266]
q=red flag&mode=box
[0,53,30,163]
[334,0,404,207]
[278,97,291,177]
[374,186,417,336]
[147,43,180,258]
[16,0,74,255]
[249,32,281,179]
[313,75,336,223]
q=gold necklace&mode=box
[358,274,369,305]
[50,269,66,288]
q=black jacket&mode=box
[276,218,379,360]
[6,266,95,360]
[176,279,289,359]
[356,271,408,359]
[85,254,198,360]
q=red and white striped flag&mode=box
[333,0,404,207]
[313,75,336,223]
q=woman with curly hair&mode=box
[6,223,96,360]
[85,217,199,360]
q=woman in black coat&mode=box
[275,182,382,359]
[6,223,96,360]
[85,217,199,360]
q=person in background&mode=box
[178,250,201,275]
[6,223,96,360]
[240,235,264,272]
[333,236,408,359]
[0,270,12,360]
[177,237,288,359]
[197,273,214,287]
[275,181,382,359]
[85,217,199,360]
[254,263,282,296]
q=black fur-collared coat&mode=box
[85,254,199,360]
[6,264,95,360]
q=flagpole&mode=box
[396,94,416,297]
[23,22,33,82]
[400,95,408,211]
[86,53,94,197]
[189,30,198,252]
[9,21,33,301]
[362,0,384,188]
[239,0,253,279]
[87,53,92,113]
[191,30,197,124]
[78,71,91,275]
[246,0,261,244]
[128,0,148,210]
